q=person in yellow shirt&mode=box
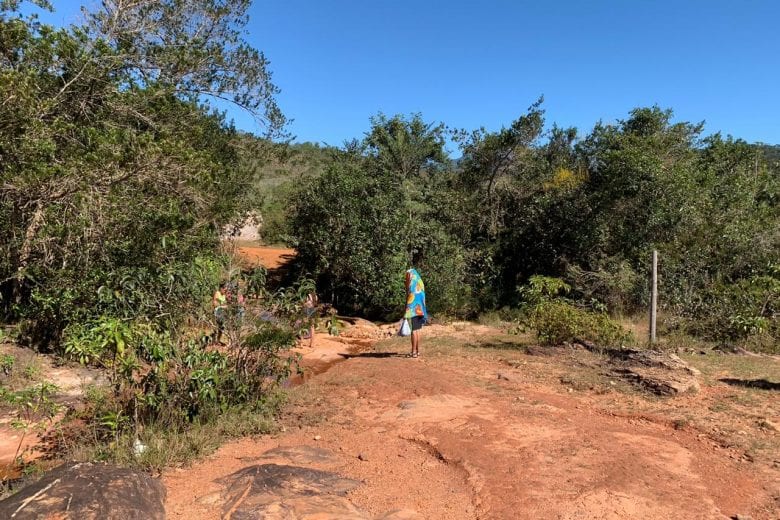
[212,284,228,344]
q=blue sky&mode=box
[25,1,780,149]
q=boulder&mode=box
[608,349,701,396]
[0,461,165,520]
[219,464,363,519]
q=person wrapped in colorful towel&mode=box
[405,267,428,358]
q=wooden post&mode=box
[649,249,658,344]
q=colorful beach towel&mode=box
[404,268,428,320]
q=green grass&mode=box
[66,401,281,472]
[681,351,780,382]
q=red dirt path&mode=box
[164,332,780,519]
[162,246,780,519]
[234,245,295,270]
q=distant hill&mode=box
[257,142,331,189]
[241,140,333,245]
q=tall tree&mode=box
[0,0,285,341]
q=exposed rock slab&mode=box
[607,349,701,396]
[611,366,700,395]
[217,455,424,520]
[220,463,362,519]
[0,461,165,520]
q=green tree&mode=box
[0,0,285,342]
[291,114,469,317]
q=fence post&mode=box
[649,249,658,344]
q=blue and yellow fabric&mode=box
[404,268,428,321]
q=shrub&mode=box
[514,275,633,348]
[524,300,632,347]
[52,270,312,468]
[565,260,643,314]
[677,268,779,343]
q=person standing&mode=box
[404,267,428,358]
[212,283,228,344]
[303,292,318,348]
[212,280,245,344]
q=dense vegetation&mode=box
[288,103,779,349]
[0,0,303,467]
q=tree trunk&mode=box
[14,202,45,302]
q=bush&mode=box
[514,275,634,348]
[51,271,313,468]
[524,300,633,348]
[676,268,779,343]
[291,151,472,318]
[565,260,643,314]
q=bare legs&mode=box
[410,329,420,357]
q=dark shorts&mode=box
[411,316,425,331]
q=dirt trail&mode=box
[164,327,779,519]
[162,246,780,519]
[234,245,295,271]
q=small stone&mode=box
[314,435,322,441]
[358,453,367,461]
[497,372,519,382]
[737,430,747,436]
[567,388,574,393]
[609,381,616,386]
[732,514,753,520]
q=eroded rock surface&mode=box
[608,349,701,395]
[0,461,165,520]
[214,447,424,520]
[220,463,362,519]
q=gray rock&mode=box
[607,349,701,396]
[611,366,700,396]
[0,461,165,520]
[219,464,362,519]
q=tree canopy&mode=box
[288,105,779,346]
[1,0,285,343]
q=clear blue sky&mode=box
[27,1,780,149]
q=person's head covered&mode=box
[409,248,421,269]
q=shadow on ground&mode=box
[464,340,527,351]
[719,378,780,391]
[339,352,400,359]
